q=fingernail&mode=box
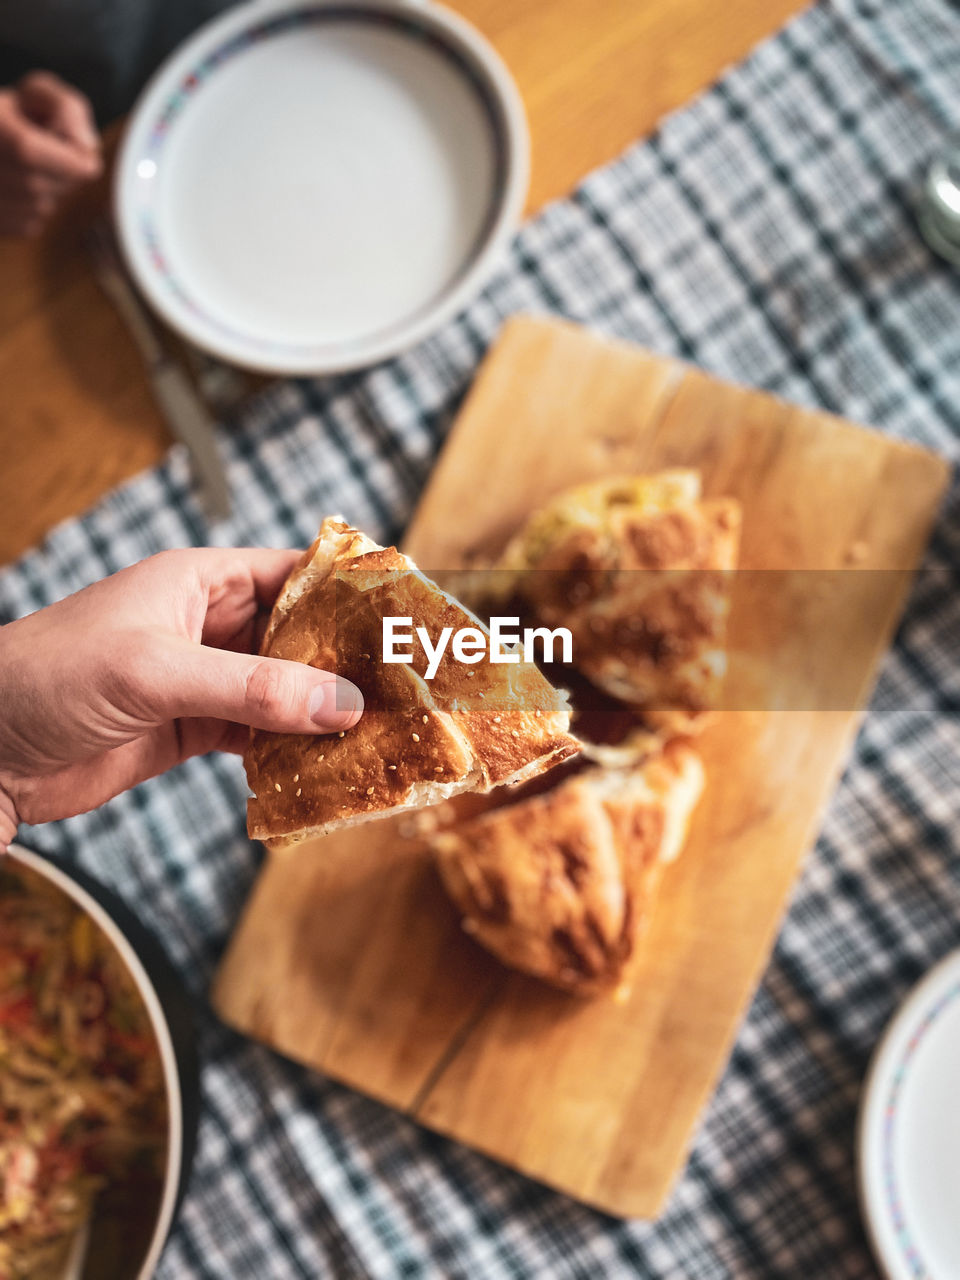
[309,677,363,730]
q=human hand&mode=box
[0,72,102,237]
[0,548,364,851]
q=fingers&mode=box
[0,740,165,829]
[118,545,304,649]
[0,722,201,832]
[0,154,71,198]
[6,116,101,183]
[0,192,46,237]
[196,546,305,609]
[1,715,246,838]
[138,635,364,735]
[17,72,99,151]
[0,81,101,186]
[0,79,100,237]
[197,547,305,646]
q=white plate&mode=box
[116,0,528,373]
[859,948,960,1280]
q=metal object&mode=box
[918,140,960,266]
[86,220,232,520]
[180,345,249,417]
[61,1219,90,1280]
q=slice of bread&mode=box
[431,741,704,997]
[493,471,742,726]
[245,518,580,851]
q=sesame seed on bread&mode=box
[245,518,580,851]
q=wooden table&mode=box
[0,0,805,566]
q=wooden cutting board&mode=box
[212,315,949,1217]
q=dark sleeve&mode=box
[0,0,239,126]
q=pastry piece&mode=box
[432,741,705,997]
[492,471,741,727]
[245,519,580,851]
[496,470,705,577]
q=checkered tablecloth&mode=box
[3,0,960,1275]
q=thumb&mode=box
[145,637,364,733]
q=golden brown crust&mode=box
[494,475,742,720]
[432,742,705,997]
[355,573,578,788]
[245,519,580,849]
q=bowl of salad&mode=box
[1,843,198,1280]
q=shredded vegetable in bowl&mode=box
[0,862,168,1280]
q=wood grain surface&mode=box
[0,0,806,565]
[212,315,949,1218]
